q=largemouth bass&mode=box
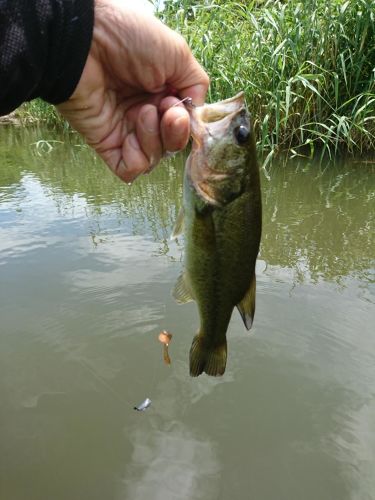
[172,92,262,377]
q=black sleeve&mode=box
[0,0,94,116]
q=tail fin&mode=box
[189,335,227,377]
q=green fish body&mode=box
[173,93,262,377]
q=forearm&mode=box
[0,0,94,116]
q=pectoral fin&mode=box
[172,272,195,304]
[170,207,184,240]
[237,275,256,330]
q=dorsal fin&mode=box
[237,275,256,330]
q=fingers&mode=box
[116,104,163,183]
[160,103,190,152]
[98,133,149,184]
[136,104,162,168]
[120,133,150,182]
[118,100,190,182]
[98,98,191,183]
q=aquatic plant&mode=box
[15,0,375,161]
[17,98,66,127]
[158,0,375,160]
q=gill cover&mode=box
[186,92,251,206]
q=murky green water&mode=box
[0,126,374,500]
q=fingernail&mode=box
[128,133,141,150]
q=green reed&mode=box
[15,1,375,161]
[18,99,65,127]
[159,0,375,160]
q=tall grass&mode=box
[159,0,375,160]
[12,0,375,160]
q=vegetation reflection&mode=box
[0,127,373,284]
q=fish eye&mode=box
[234,125,250,145]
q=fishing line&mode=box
[68,337,164,412]
[57,344,146,410]
[74,356,133,410]
[144,336,162,399]
[171,96,196,108]
[54,328,165,412]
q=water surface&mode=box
[0,127,374,500]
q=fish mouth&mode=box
[191,92,245,122]
[187,92,246,143]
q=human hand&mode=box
[57,0,209,183]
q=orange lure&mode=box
[158,330,173,365]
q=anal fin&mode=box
[237,275,256,330]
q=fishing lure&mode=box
[133,398,152,412]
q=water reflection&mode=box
[262,161,375,284]
[0,126,182,247]
[331,399,375,500]
[0,126,373,286]
[121,423,220,500]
